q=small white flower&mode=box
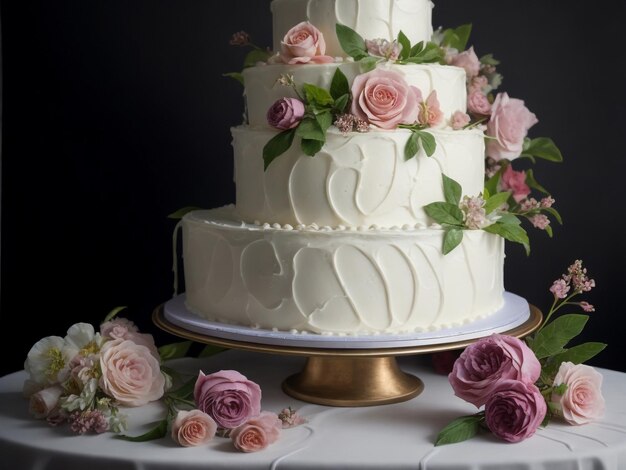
[64,323,102,358]
[24,336,70,385]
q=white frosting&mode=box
[244,62,467,129]
[182,207,505,335]
[271,0,434,58]
[233,126,485,228]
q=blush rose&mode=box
[29,385,64,419]
[551,362,605,425]
[486,92,538,161]
[467,90,492,116]
[171,410,218,447]
[194,370,262,429]
[485,379,547,443]
[267,98,305,130]
[448,334,541,407]
[280,22,334,64]
[449,46,481,78]
[351,68,422,130]
[231,411,282,452]
[99,339,165,407]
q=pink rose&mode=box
[171,410,218,447]
[449,334,541,407]
[418,91,444,128]
[449,46,480,78]
[231,411,282,452]
[351,69,422,130]
[194,370,262,429]
[267,98,305,130]
[29,385,64,419]
[280,22,334,64]
[500,164,531,203]
[99,339,165,406]
[467,90,492,116]
[485,380,547,443]
[450,111,471,130]
[486,92,538,161]
[552,362,605,425]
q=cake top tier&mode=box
[271,0,434,58]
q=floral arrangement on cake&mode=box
[21,309,305,452]
[436,260,606,445]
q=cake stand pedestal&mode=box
[153,293,542,407]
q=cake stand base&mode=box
[283,356,423,407]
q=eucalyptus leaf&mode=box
[404,132,420,161]
[243,49,272,68]
[424,202,465,226]
[167,206,203,219]
[296,117,325,141]
[531,314,589,359]
[442,174,462,206]
[302,83,334,107]
[102,306,127,324]
[443,228,464,255]
[525,169,549,195]
[330,68,350,100]
[158,341,192,361]
[525,137,564,162]
[483,222,530,255]
[416,131,436,157]
[116,419,168,442]
[397,30,411,60]
[545,342,607,376]
[336,23,368,60]
[435,414,482,446]
[263,128,296,170]
[301,138,324,156]
[222,72,244,85]
[484,191,511,215]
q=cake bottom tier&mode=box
[181,207,505,335]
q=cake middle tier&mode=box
[233,126,486,228]
[244,62,467,130]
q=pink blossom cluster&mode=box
[334,113,370,134]
[550,260,596,299]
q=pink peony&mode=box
[449,46,481,78]
[194,370,262,429]
[449,334,541,407]
[552,362,605,425]
[171,410,218,447]
[500,164,531,203]
[99,339,165,406]
[280,22,334,64]
[351,69,421,130]
[29,385,64,419]
[267,98,305,130]
[231,411,282,452]
[418,91,444,127]
[485,380,547,443]
[486,92,538,161]
[451,111,471,130]
[467,90,492,116]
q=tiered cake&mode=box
[181,0,505,335]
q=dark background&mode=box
[1,1,625,377]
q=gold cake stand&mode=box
[153,304,542,407]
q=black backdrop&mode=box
[1,0,625,377]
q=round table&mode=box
[2,350,626,469]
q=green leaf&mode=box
[484,166,504,197]
[316,111,333,133]
[303,83,334,107]
[222,72,244,85]
[397,30,411,60]
[410,41,425,56]
[525,137,564,162]
[435,415,482,446]
[116,419,168,442]
[263,129,296,170]
[525,169,549,195]
[484,191,511,215]
[443,229,464,255]
[330,68,350,100]
[483,222,530,255]
[531,314,589,359]
[543,206,563,225]
[158,341,192,361]
[545,223,554,238]
[301,138,324,156]
[358,56,378,72]
[296,117,325,141]
[198,344,227,358]
[333,94,350,113]
[480,53,500,66]
[497,213,522,225]
[404,132,420,161]
[243,49,272,68]
[168,376,197,401]
[405,42,444,64]
[424,202,465,226]
[102,306,127,324]
[336,23,368,60]
[548,343,607,373]
[442,24,472,51]
[442,174,462,206]
[417,131,436,157]
[168,206,202,219]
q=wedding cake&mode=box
[180,0,506,335]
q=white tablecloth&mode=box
[2,350,626,469]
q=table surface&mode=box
[2,350,626,470]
